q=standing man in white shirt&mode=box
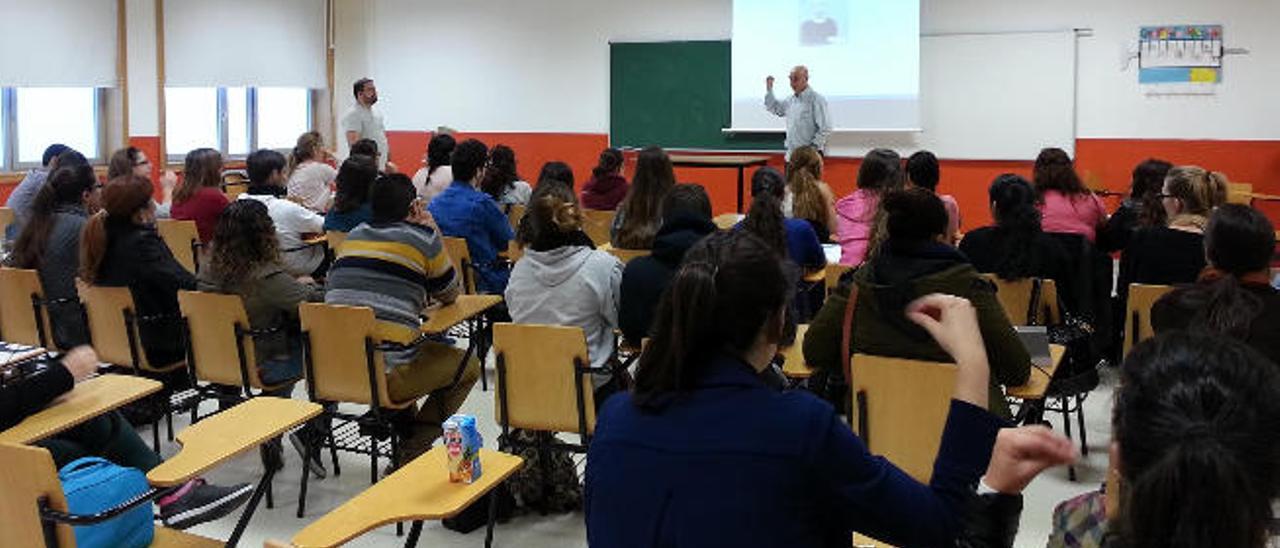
[764,66,833,159]
[342,78,390,170]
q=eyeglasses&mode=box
[135,159,150,167]
[1157,193,1175,199]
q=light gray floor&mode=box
[166,351,1116,548]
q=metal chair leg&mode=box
[484,490,500,548]
[1077,395,1089,456]
[152,420,161,453]
[403,520,424,548]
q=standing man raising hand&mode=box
[765,66,832,160]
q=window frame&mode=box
[1,87,107,172]
[165,87,314,163]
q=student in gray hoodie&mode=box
[506,180,626,404]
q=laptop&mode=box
[1016,326,1053,368]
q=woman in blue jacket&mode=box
[585,230,1074,547]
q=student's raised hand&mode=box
[766,75,775,91]
[984,426,1078,494]
[61,346,101,382]
[385,161,400,175]
[906,293,990,408]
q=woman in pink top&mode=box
[906,150,961,244]
[169,148,228,244]
[836,148,903,265]
[1033,148,1107,242]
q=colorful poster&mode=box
[1138,25,1223,85]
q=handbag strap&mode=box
[1027,278,1043,326]
[839,282,860,385]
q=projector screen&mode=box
[731,0,921,132]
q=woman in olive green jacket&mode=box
[803,189,1029,418]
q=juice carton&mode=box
[443,414,483,483]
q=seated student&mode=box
[581,147,629,211]
[1117,165,1227,302]
[428,139,515,294]
[108,146,178,218]
[612,146,676,249]
[906,150,960,245]
[1033,147,1107,243]
[350,138,396,174]
[239,149,327,278]
[742,167,826,270]
[1098,158,1173,253]
[505,182,626,402]
[4,165,100,349]
[5,144,71,239]
[537,161,577,191]
[836,148,901,266]
[479,144,533,207]
[324,155,378,233]
[784,146,838,242]
[286,131,338,213]
[411,133,455,203]
[170,147,229,245]
[618,184,716,344]
[805,188,1030,418]
[586,230,1072,547]
[0,347,254,529]
[81,175,197,370]
[1040,333,1280,547]
[959,174,1075,304]
[1151,204,1280,365]
[326,174,480,462]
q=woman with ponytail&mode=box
[742,166,825,270]
[285,131,337,213]
[81,175,197,368]
[1034,147,1108,243]
[505,180,627,402]
[1117,165,1228,304]
[1046,333,1280,547]
[1149,204,1280,364]
[581,147,629,211]
[587,230,1074,547]
[785,146,837,241]
[960,174,1075,304]
[1099,158,1173,252]
[5,164,100,348]
[612,146,676,249]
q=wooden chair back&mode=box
[983,275,1061,325]
[298,303,404,408]
[1124,283,1175,358]
[178,290,282,390]
[0,207,14,241]
[78,284,160,372]
[825,263,854,296]
[222,170,249,200]
[0,267,53,348]
[1226,182,1253,205]
[492,323,596,435]
[441,236,477,294]
[850,354,956,483]
[325,230,348,254]
[0,443,76,548]
[155,219,200,274]
[581,209,615,247]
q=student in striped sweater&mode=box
[325,173,480,462]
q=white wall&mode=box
[343,0,1279,140]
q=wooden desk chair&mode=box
[492,323,603,512]
[983,275,1061,326]
[712,213,742,230]
[0,267,61,348]
[297,302,475,518]
[177,290,299,405]
[78,284,190,451]
[1226,182,1253,205]
[324,230,347,253]
[0,443,221,548]
[824,263,853,296]
[849,354,956,483]
[283,447,523,548]
[0,206,14,241]
[581,209,615,247]
[506,204,526,235]
[441,236,479,295]
[222,170,249,201]
[155,219,201,274]
[780,324,814,380]
[1123,283,1174,358]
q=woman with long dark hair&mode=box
[170,147,228,244]
[612,146,676,249]
[586,230,1073,547]
[537,161,577,190]
[323,154,379,233]
[906,150,961,245]
[478,144,531,207]
[1033,147,1108,243]
[1099,158,1173,252]
[5,164,100,348]
[581,147,628,211]
[835,148,902,265]
[959,174,1074,301]
[412,132,456,203]
[1151,204,1280,364]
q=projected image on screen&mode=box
[732,0,920,131]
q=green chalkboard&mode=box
[609,41,783,151]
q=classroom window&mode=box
[1,88,103,171]
[164,87,312,161]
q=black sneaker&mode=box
[290,431,327,479]
[159,480,254,530]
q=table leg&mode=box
[404,520,424,548]
[225,466,277,547]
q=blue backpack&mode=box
[59,457,154,548]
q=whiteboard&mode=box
[819,30,1077,160]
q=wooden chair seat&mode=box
[289,448,523,548]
